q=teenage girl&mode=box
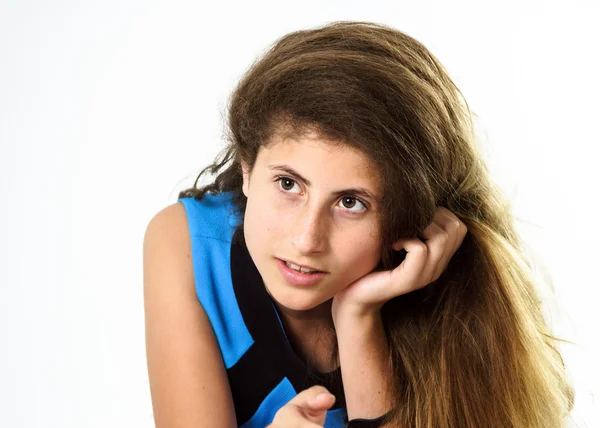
[143,21,574,428]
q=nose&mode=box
[290,203,328,255]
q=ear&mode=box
[241,160,250,198]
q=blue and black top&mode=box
[178,191,347,427]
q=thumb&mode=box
[293,385,336,417]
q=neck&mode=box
[272,298,336,348]
[272,298,338,372]
[274,298,334,328]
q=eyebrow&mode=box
[267,164,379,203]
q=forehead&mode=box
[260,133,381,185]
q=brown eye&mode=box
[341,197,357,209]
[338,196,367,214]
[278,177,299,193]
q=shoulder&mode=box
[143,201,191,267]
[177,193,240,241]
[143,192,235,248]
[145,201,189,239]
[143,201,194,303]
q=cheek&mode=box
[244,198,284,247]
[336,232,382,275]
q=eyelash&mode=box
[273,175,368,215]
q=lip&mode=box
[276,258,328,287]
[279,258,326,273]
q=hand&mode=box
[332,206,468,320]
[267,385,336,427]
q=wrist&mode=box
[332,303,381,330]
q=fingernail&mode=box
[315,392,334,404]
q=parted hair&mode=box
[179,21,574,427]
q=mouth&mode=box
[275,258,328,287]
[277,258,326,273]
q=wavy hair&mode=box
[179,21,574,427]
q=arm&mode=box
[334,311,395,424]
[143,203,237,428]
[331,207,468,427]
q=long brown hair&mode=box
[179,21,574,427]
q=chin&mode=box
[266,282,332,312]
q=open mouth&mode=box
[276,258,327,286]
[282,259,323,274]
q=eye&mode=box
[277,176,301,194]
[338,196,367,213]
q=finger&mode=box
[437,207,467,254]
[291,385,335,421]
[436,207,468,258]
[389,238,429,294]
[288,385,334,408]
[309,392,336,409]
[433,208,459,259]
[418,219,449,286]
[430,208,468,279]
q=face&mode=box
[241,131,384,315]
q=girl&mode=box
[143,21,574,427]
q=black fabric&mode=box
[344,411,391,427]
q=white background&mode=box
[1,0,598,426]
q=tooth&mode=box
[286,261,316,273]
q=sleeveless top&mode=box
[178,191,347,427]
